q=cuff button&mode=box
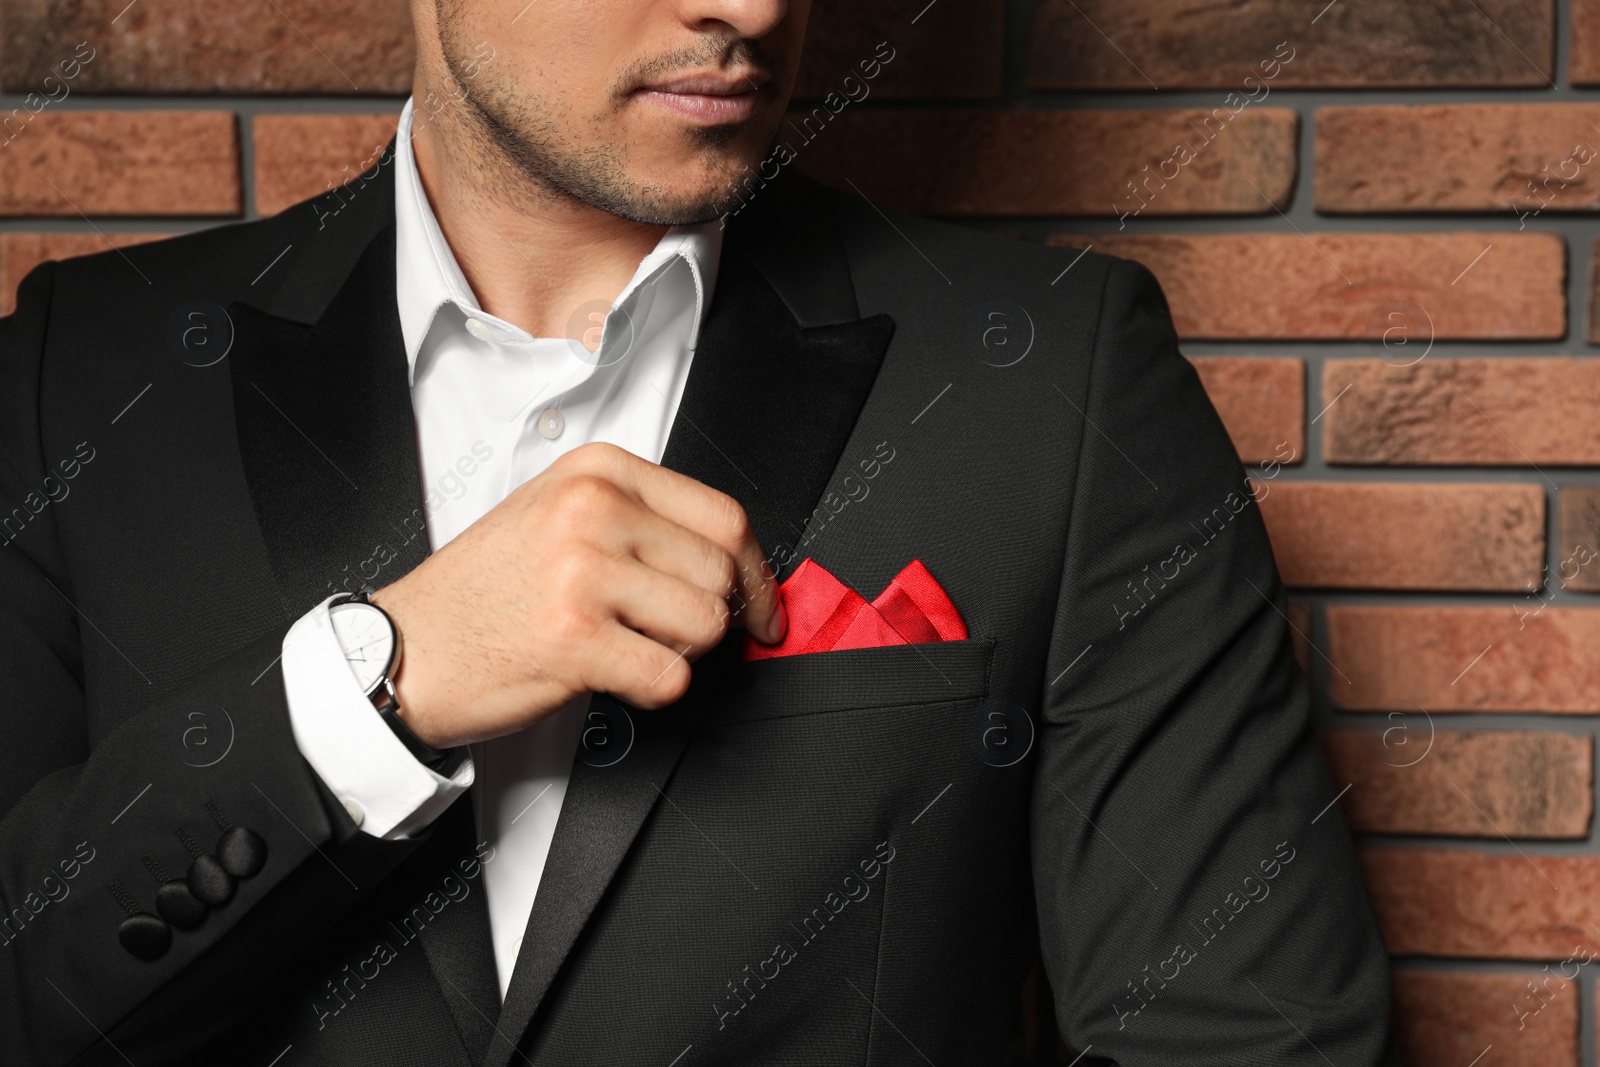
[155,879,207,929]
[217,826,267,878]
[186,854,235,906]
[118,914,171,960]
[340,798,365,829]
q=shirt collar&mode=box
[392,96,722,386]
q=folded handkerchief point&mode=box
[872,558,967,644]
[743,558,966,661]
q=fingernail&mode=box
[772,596,788,641]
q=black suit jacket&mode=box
[0,158,1391,1065]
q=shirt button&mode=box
[465,318,492,342]
[537,407,565,439]
[341,798,365,828]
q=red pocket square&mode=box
[744,558,966,661]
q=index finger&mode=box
[602,448,786,646]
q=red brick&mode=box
[1188,357,1303,465]
[1326,607,1600,714]
[1557,488,1600,593]
[1,232,171,316]
[1318,104,1600,214]
[795,0,1002,100]
[1256,483,1544,592]
[1048,233,1564,341]
[1323,359,1600,466]
[253,114,401,218]
[1586,238,1600,343]
[0,112,239,217]
[1318,105,1600,214]
[1394,971,1578,1066]
[1319,730,1591,838]
[1027,0,1553,90]
[1572,0,1600,85]
[1362,848,1600,959]
[795,110,1297,216]
[0,0,413,94]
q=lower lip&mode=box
[637,89,758,125]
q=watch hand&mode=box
[343,635,388,657]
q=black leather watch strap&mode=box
[376,702,461,774]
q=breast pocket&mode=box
[698,637,995,727]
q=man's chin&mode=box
[598,129,777,225]
[595,196,725,228]
[486,112,766,226]
[596,173,757,227]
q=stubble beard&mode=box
[435,14,780,226]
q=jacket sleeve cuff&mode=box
[280,594,473,839]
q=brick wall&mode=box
[4,0,1600,1063]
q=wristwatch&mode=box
[328,591,461,773]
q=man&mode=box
[0,0,1391,1063]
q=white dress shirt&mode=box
[279,96,722,999]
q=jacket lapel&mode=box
[228,155,894,1063]
[227,221,432,617]
[228,204,503,1062]
[486,187,896,1066]
[412,800,504,1065]
[661,240,896,568]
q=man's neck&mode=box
[410,102,669,340]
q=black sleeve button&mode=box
[186,854,235,906]
[216,825,267,878]
[118,914,171,960]
[155,879,207,929]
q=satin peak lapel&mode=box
[487,203,896,1065]
[228,220,503,1061]
[227,223,433,618]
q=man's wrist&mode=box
[281,596,468,838]
[362,584,456,759]
[377,700,463,774]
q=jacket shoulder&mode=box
[793,184,1123,313]
[19,164,393,328]
[29,208,312,308]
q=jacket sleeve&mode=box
[0,263,436,1066]
[1030,256,1392,1063]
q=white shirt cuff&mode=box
[280,594,474,839]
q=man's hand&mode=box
[369,442,785,748]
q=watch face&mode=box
[329,602,395,695]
